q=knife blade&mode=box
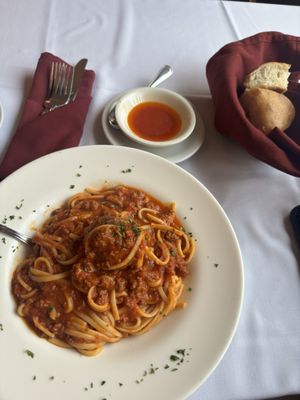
[70,58,88,101]
[290,205,300,249]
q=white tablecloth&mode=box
[0,1,299,399]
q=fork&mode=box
[42,61,74,114]
[0,223,33,246]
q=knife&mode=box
[70,58,88,101]
[290,205,300,249]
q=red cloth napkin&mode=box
[206,31,300,177]
[0,52,95,180]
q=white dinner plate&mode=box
[0,145,243,400]
[101,95,205,163]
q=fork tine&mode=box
[61,64,68,95]
[42,61,74,114]
[53,62,60,94]
[64,65,74,96]
[48,62,54,96]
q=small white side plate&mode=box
[101,95,205,163]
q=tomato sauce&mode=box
[127,101,182,141]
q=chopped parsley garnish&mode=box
[0,323,3,331]
[2,238,6,244]
[49,376,54,380]
[131,223,140,235]
[118,382,123,387]
[214,263,219,268]
[15,199,24,210]
[69,185,75,189]
[170,355,179,362]
[100,380,106,386]
[90,382,93,388]
[9,215,15,220]
[187,287,192,292]
[24,349,34,358]
[117,223,126,237]
[76,173,81,177]
[121,168,132,173]
[32,376,36,380]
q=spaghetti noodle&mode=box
[11,185,195,356]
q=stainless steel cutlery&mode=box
[42,58,87,114]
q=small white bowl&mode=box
[115,87,196,147]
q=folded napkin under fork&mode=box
[0,52,95,181]
[206,31,300,177]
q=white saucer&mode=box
[0,102,3,128]
[101,94,205,163]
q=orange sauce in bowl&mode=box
[127,101,182,141]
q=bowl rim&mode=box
[115,87,196,148]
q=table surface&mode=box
[0,1,299,399]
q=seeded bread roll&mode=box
[240,88,295,134]
[243,62,291,93]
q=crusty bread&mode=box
[243,62,291,93]
[240,88,295,134]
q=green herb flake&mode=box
[121,168,132,174]
[79,165,83,168]
[117,223,126,237]
[76,173,81,177]
[49,376,54,380]
[0,323,3,331]
[2,238,6,244]
[9,215,15,220]
[170,355,179,362]
[32,375,36,381]
[24,349,34,358]
[131,223,140,235]
[69,185,75,189]
[171,368,178,372]
[100,380,106,386]
[118,382,123,387]
[214,263,219,268]
[177,349,186,356]
[164,364,170,369]
[90,382,93,388]
[187,287,192,292]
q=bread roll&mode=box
[240,88,295,134]
[243,62,291,93]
